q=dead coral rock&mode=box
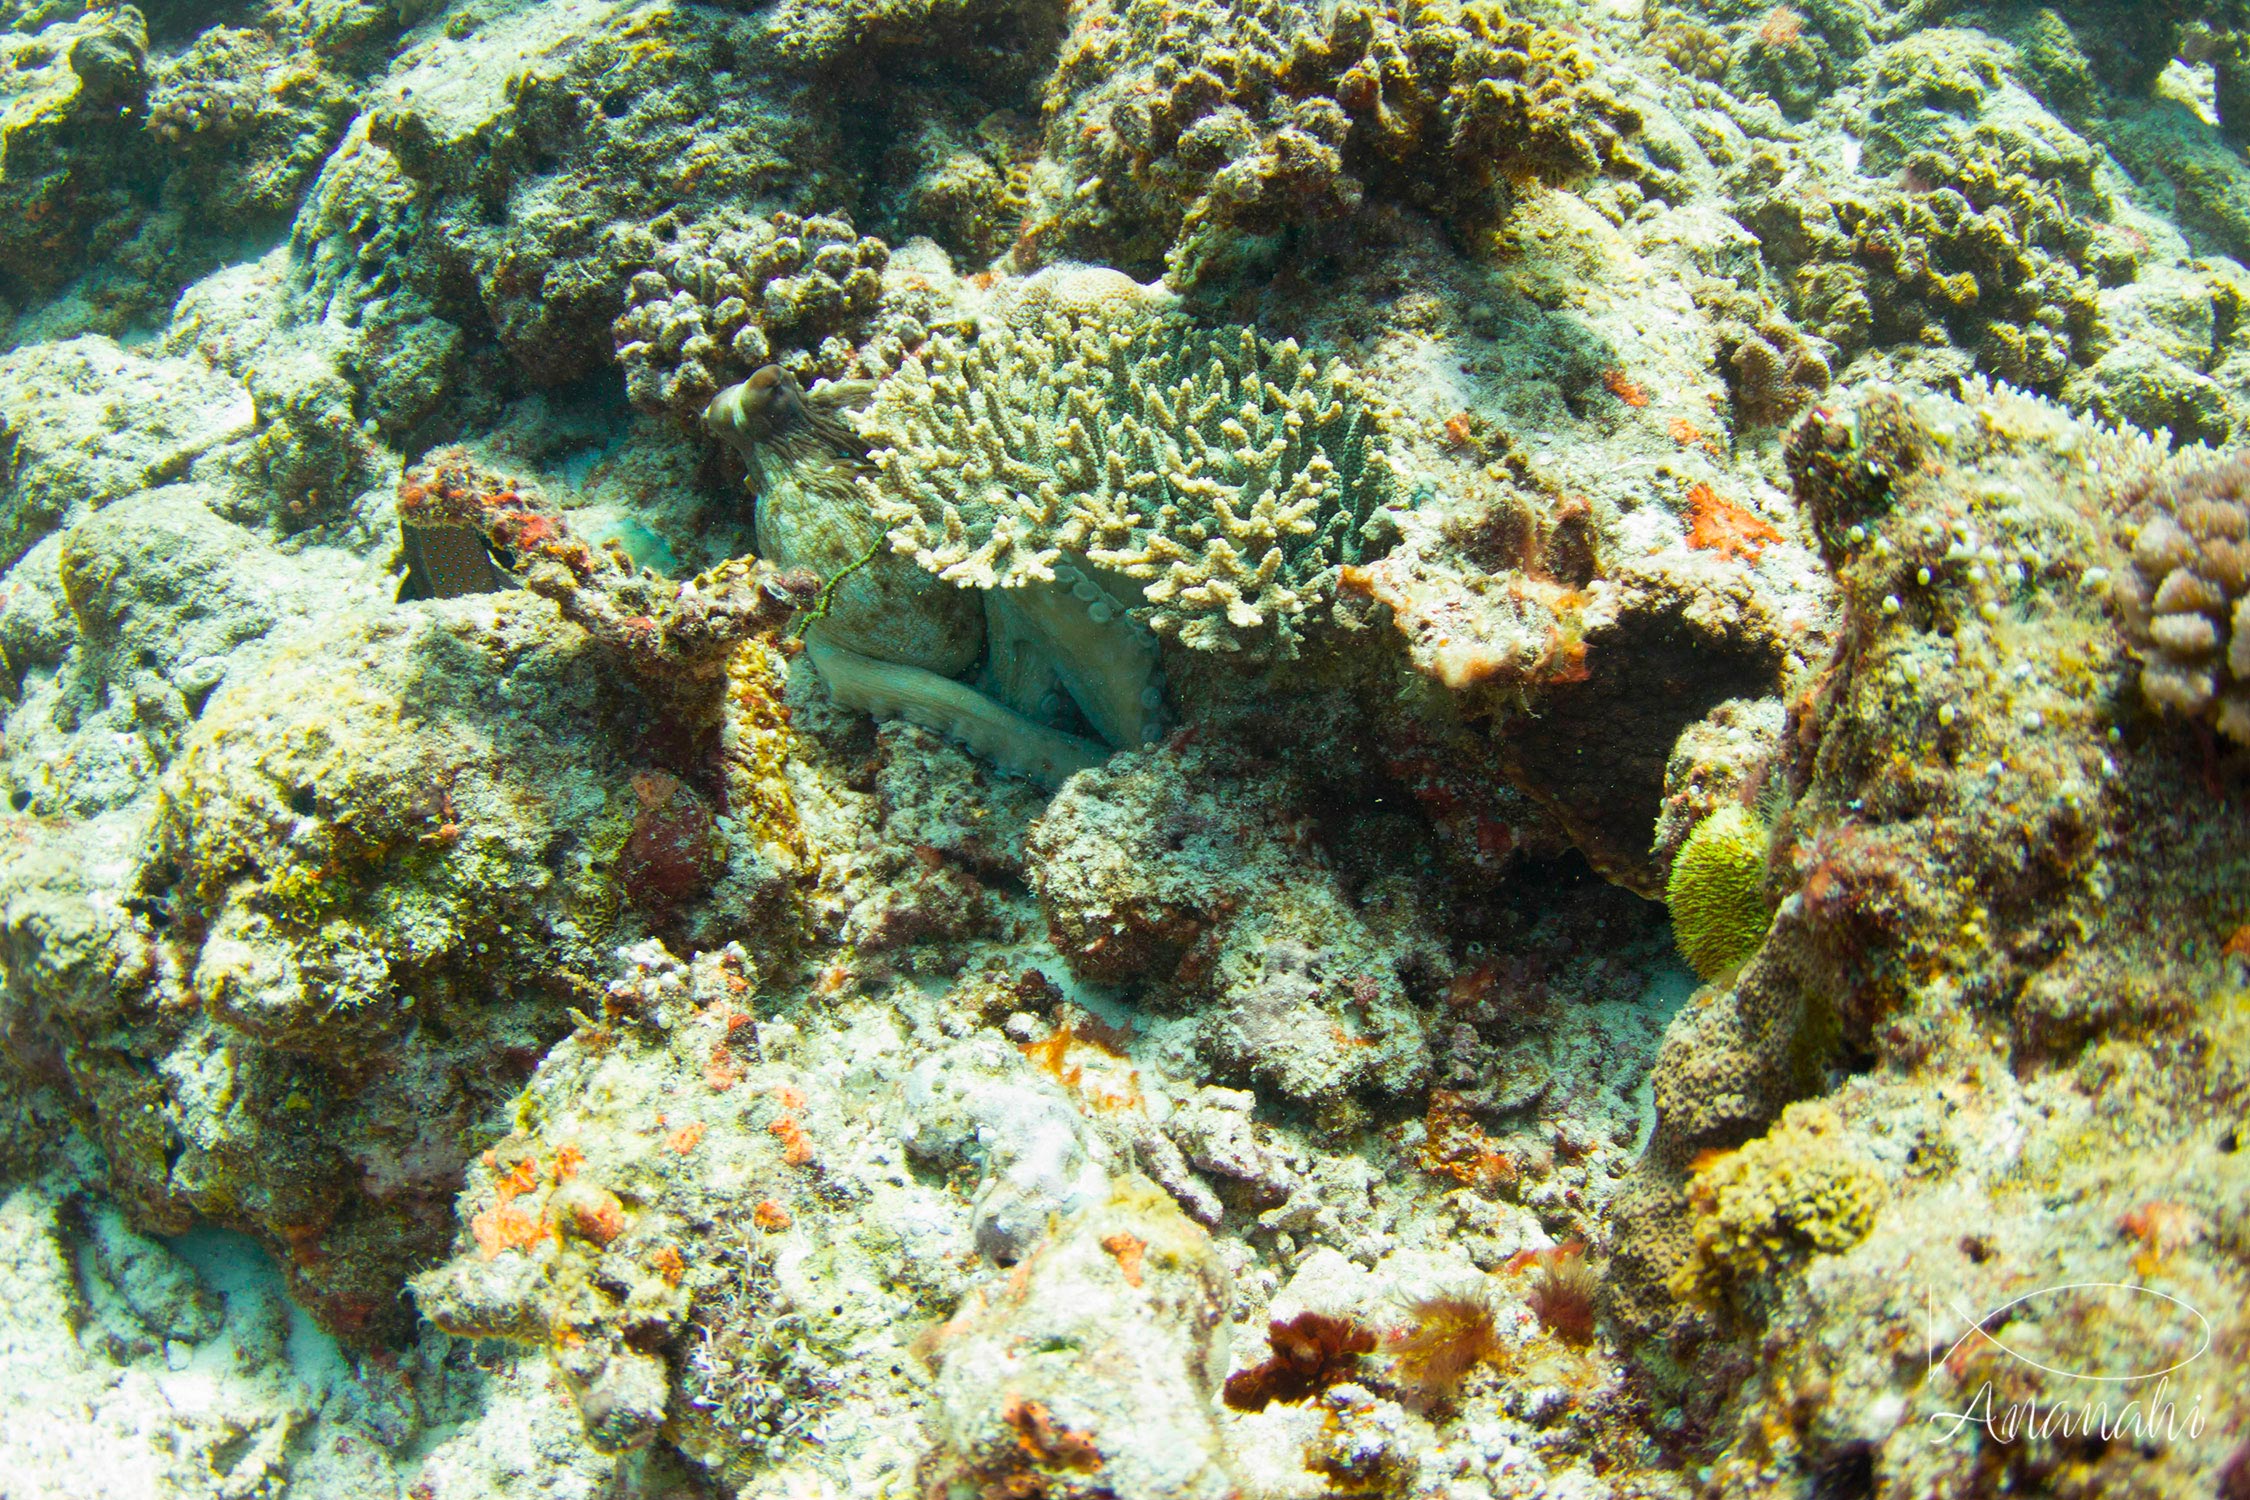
[398,448,816,699]
[1352,533,1792,893]
[921,1176,1234,1500]
[417,942,968,1463]
[1027,735,1437,1102]
[360,1,833,386]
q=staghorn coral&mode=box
[2113,454,2250,742]
[1036,0,1641,287]
[1665,804,1773,982]
[861,309,1400,658]
[612,210,924,428]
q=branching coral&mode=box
[860,310,1399,656]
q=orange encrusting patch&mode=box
[471,1201,550,1260]
[705,1039,743,1091]
[770,1115,814,1166]
[1686,483,1784,562]
[566,1192,627,1246]
[1101,1232,1147,1287]
[666,1122,706,1154]
[1602,369,1649,407]
[652,1247,685,1286]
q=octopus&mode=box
[702,364,1165,787]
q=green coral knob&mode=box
[1666,804,1773,982]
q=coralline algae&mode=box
[2,1,2250,1497]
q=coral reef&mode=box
[8,0,2250,1492]
[1035,0,1642,286]
[1608,381,2250,1495]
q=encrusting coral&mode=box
[1668,1100,1883,1308]
[1035,0,1641,286]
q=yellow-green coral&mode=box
[1670,1102,1884,1304]
[859,309,1397,658]
[1666,804,1773,982]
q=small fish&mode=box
[396,521,516,602]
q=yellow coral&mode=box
[1666,804,1773,981]
[1671,1102,1884,1305]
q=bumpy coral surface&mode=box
[2116,454,2250,740]
[1664,803,1773,981]
[1037,0,1641,286]
[612,210,918,426]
